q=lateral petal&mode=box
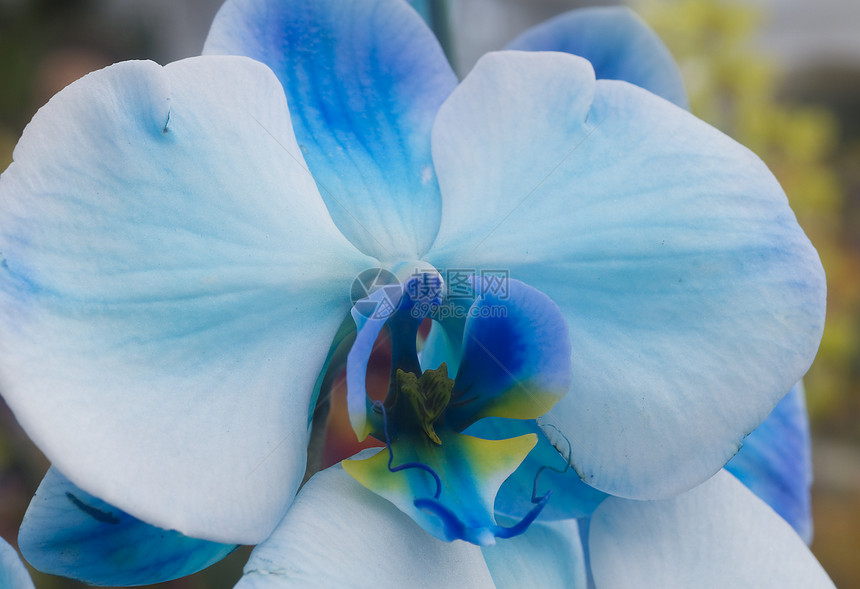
[18,467,236,586]
[0,56,373,543]
[428,51,825,499]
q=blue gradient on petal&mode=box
[0,537,34,589]
[447,279,571,428]
[204,0,457,259]
[726,382,813,543]
[507,6,688,108]
[18,468,236,586]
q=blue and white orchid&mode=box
[0,0,833,586]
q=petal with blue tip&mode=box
[0,537,34,589]
[427,51,826,500]
[726,382,813,543]
[482,518,587,589]
[507,6,688,108]
[447,278,571,430]
[204,0,457,261]
[589,470,835,588]
[342,431,539,545]
[0,56,374,544]
[18,467,236,586]
[235,463,495,588]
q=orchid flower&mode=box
[0,0,831,586]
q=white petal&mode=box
[428,51,825,499]
[235,463,495,589]
[589,470,834,588]
[0,56,373,544]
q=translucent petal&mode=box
[482,519,587,589]
[235,463,495,588]
[0,56,373,543]
[507,6,688,108]
[18,467,235,586]
[0,537,34,589]
[589,470,835,588]
[428,51,825,500]
[726,382,813,542]
[204,0,457,261]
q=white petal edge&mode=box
[589,470,835,588]
[234,462,495,589]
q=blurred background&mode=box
[0,0,858,586]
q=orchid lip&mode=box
[340,276,573,544]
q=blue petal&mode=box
[726,382,813,543]
[18,467,235,586]
[589,470,835,588]
[204,0,457,261]
[465,418,607,522]
[446,278,571,429]
[0,537,34,589]
[482,519,587,589]
[507,6,688,109]
[235,463,496,588]
[0,56,373,543]
[427,51,825,500]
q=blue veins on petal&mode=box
[204,0,457,261]
[0,54,375,545]
[342,275,573,544]
[18,467,236,587]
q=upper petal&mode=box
[427,51,825,499]
[204,0,458,261]
[507,6,688,108]
[235,463,495,588]
[19,467,236,586]
[726,382,813,543]
[0,56,373,543]
[589,470,834,588]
